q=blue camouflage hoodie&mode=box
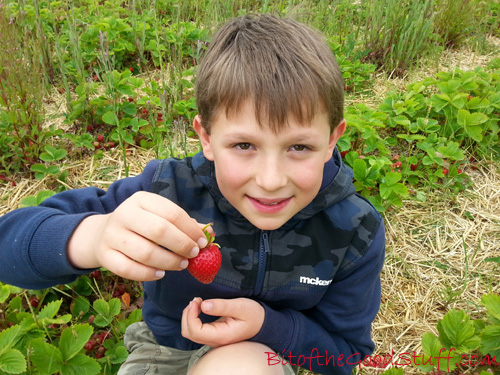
[0,149,385,375]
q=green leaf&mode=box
[106,345,129,364]
[469,112,489,125]
[457,109,487,142]
[38,299,63,320]
[59,324,94,361]
[108,298,121,316]
[0,349,26,374]
[380,369,404,375]
[30,164,47,173]
[52,149,67,161]
[71,275,93,296]
[390,183,409,197]
[39,153,54,162]
[61,353,101,375]
[485,257,500,264]
[480,324,500,357]
[437,79,460,94]
[116,84,135,97]
[122,103,137,116]
[415,332,457,372]
[450,94,467,109]
[30,338,63,375]
[93,298,121,327]
[344,151,359,167]
[379,184,392,200]
[481,294,500,323]
[20,196,38,207]
[414,332,440,371]
[102,111,119,126]
[353,159,368,181]
[431,94,450,112]
[71,296,91,317]
[0,325,22,353]
[437,309,480,352]
[467,96,490,110]
[436,142,466,161]
[93,300,112,327]
[47,165,61,175]
[384,172,401,186]
[392,115,411,127]
[0,284,11,304]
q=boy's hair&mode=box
[195,14,345,135]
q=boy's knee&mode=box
[188,342,286,375]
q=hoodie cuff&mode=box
[249,303,298,353]
[28,212,98,283]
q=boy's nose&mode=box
[254,157,287,191]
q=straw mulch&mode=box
[372,161,500,374]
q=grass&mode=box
[0,0,499,374]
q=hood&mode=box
[191,147,356,224]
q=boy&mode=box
[0,14,385,375]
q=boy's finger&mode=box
[130,192,209,257]
[200,298,251,320]
[99,250,166,282]
[104,226,189,272]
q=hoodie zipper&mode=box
[255,231,270,295]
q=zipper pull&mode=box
[262,232,270,253]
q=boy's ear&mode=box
[326,119,347,161]
[193,115,214,161]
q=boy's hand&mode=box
[181,297,265,347]
[67,191,210,281]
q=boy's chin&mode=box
[245,216,290,231]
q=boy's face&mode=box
[194,101,346,231]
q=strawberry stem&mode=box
[201,223,216,247]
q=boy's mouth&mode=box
[247,196,292,213]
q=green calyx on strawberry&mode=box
[187,224,221,284]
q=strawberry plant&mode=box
[330,34,376,94]
[0,268,143,375]
[20,190,56,207]
[414,293,500,374]
[30,145,68,182]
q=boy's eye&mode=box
[235,143,253,150]
[290,145,309,152]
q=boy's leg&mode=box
[118,322,196,375]
[187,342,298,375]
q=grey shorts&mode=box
[118,322,299,375]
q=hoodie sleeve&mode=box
[250,220,385,375]
[0,160,159,290]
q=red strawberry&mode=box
[84,340,96,352]
[187,225,221,284]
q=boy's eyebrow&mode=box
[223,130,323,144]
